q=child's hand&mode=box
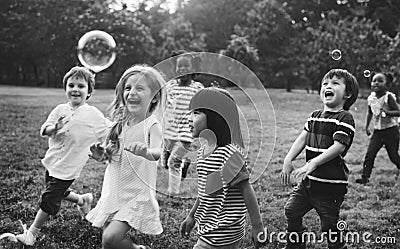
[293,160,317,180]
[179,215,195,238]
[89,142,107,162]
[280,161,294,185]
[54,115,70,133]
[124,142,148,158]
[253,226,267,248]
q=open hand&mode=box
[124,142,148,158]
[89,142,107,162]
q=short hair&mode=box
[62,66,95,100]
[192,87,236,147]
[322,69,359,110]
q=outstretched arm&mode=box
[125,123,162,161]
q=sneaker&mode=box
[77,193,93,217]
[16,221,36,246]
[181,160,191,180]
[355,177,369,184]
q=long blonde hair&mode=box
[105,65,166,156]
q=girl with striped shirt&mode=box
[180,87,265,249]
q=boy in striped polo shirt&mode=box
[161,51,204,195]
[280,69,359,249]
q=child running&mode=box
[161,50,204,195]
[355,72,400,184]
[180,87,265,249]
[16,66,112,246]
[280,69,359,249]
[86,65,165,249]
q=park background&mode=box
[1,0,400,248]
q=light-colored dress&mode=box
[86,115,163,235]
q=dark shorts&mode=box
[39,171,74,215]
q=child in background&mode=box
[280,69,358,249]
[16,66,112,246]
[161,50,204,195]
[355,72,400,184]
[86,65,165,249]
[180,87,265,249]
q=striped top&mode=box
[303,110,355,194]
[163,79,203,142]
[195,144,249,246]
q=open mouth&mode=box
[127,99,140,105]
[324,90,334,98]
[71,93,81,97]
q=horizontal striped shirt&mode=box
[303,110,355,193]
[195,144,249,246]
[163,79,203,142]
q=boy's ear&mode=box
[344,93,352,99]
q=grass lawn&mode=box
[0,85,399,248]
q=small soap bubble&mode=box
[77,30,116,73]
[331,49,342,61]
[363,69,371,78]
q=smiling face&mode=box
[65,76,89,108]
[320,75,348,111]
[190,110,207,138]
[123,74,157,118]
[371,73,388,93]
[176,56,193,81]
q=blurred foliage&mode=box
[1,0,400,90]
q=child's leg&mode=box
[102,220,144,249]
[313,194,345,249]
[168,155,183,194]
[64,191,94,216]
[168,141,189,195]
[16,171,73,245]
[382,127,400,169]
[159,139,172,169]
[359,132,384,180]
[284,181,313,249]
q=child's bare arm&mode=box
[382,94,400,117]
[124,123,162,161]
[293,141,346,179]
[281,130,307,185]
[237,180,265,248]
[180,198,200,238]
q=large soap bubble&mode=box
[77,30,116,73]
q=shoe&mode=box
[355,177,369,184]
[77,193,93,217]
[181,160,191,180]
[16,221,36,246]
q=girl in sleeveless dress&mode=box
[87,65,166,249]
